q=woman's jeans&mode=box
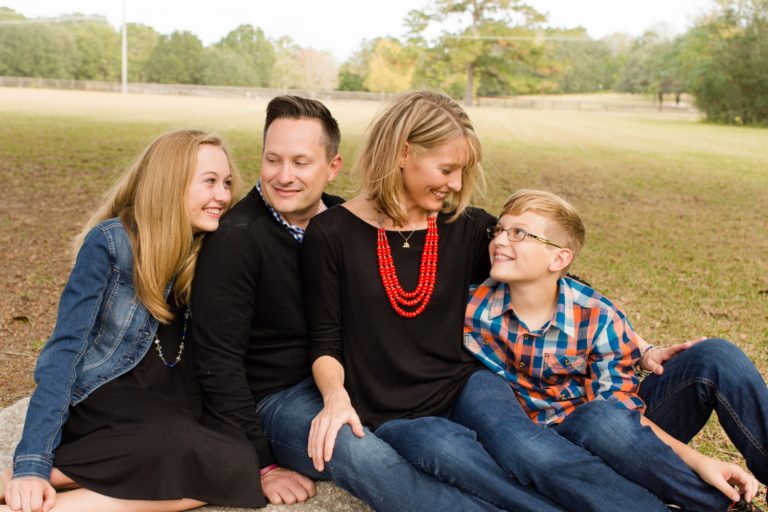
[376,370,670,512]
[639,338,768,483]
[255,377,503,512]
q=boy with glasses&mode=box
[464,189,759,511]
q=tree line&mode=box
[1,0,766,125]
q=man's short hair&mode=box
[263,96,341,161]
[500,189,586,260]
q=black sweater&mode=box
[303,206,495,429]
[192,187,344,467]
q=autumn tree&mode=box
[270,36,304,90]
[406,0,545,105]
[364,38,415,93]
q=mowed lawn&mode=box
[1,88,766,461]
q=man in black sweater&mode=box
[192,96,496,511]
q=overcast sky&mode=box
[2,0,715,61]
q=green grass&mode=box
[1,89,767,462]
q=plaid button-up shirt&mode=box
[464,276,646,426]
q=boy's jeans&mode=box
[376,369,669,512]
[554,400,731,511]
[638,338,768,483]
[255,377,502,512]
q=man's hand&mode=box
[3,475,56,512]
[307,391,365,472]
[261,467,316,505]
[640,338,706,376]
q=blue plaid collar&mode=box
[256,180,326,243]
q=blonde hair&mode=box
[500,189,586,262]
[74,129,242,323]
[357,90,484,224]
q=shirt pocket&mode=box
[542,352,588,380]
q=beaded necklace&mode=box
[376,215,439,318]
[154,307,188,368]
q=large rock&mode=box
[0,398,370,511]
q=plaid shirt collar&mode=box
[486,277,577,338]
[256,180,326,243]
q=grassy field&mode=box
[1,88,767,464]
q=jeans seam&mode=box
[647,376,768,461]
[714,389,768,460]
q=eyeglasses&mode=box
[486,225,562,248]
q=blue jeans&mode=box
[554,399,730,511]
[377,370,668,512]
[639,338,768,484]
[255,377,501,512]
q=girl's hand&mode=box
[4,475,56,512]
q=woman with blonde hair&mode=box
[301,91,680,511]
[1,130,265,512]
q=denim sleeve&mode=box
[12,227,113,480]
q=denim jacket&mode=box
[13,218,170,479]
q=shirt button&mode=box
[560,393,568,400]
[563,357,570,365]
[519,361,526,370]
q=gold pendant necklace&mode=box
[397,230,416,248]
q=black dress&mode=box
[54,301,266,508]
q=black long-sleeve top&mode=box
[192,187,344,466]
[303,205,495,429]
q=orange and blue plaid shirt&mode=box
[464,276,646,426]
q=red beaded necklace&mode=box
[376,215,439,318]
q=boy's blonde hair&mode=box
[356,90,484,225]
[75,129,242,323]
[500,189,586,266]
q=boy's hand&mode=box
[640,338,706,376]
[689,455,758,503]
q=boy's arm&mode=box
[584,311,646,410]
[638,415,758,502]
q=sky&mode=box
[1,0,715,61]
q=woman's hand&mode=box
[307,390,364,472]
[688,454,758,503]
[261,467,316,505]
[3,475,56,512]
[639,338,705,376]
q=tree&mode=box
[0,6,24,20]
[215,24,275,87]
[295,49,338,91]
[67,18,120,81]
[364,38,415,93]
[683,2,768,124]
[199,47,252,86]
[539,28,616,93]
[144,31,204,84]
[406,0,545,105]
[269,36,304,90]
[0,23,78,78]
[337,39,376,91]
[126,23,161,82]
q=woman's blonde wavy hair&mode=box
[74,129,242,324]
[357,90,484,225]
